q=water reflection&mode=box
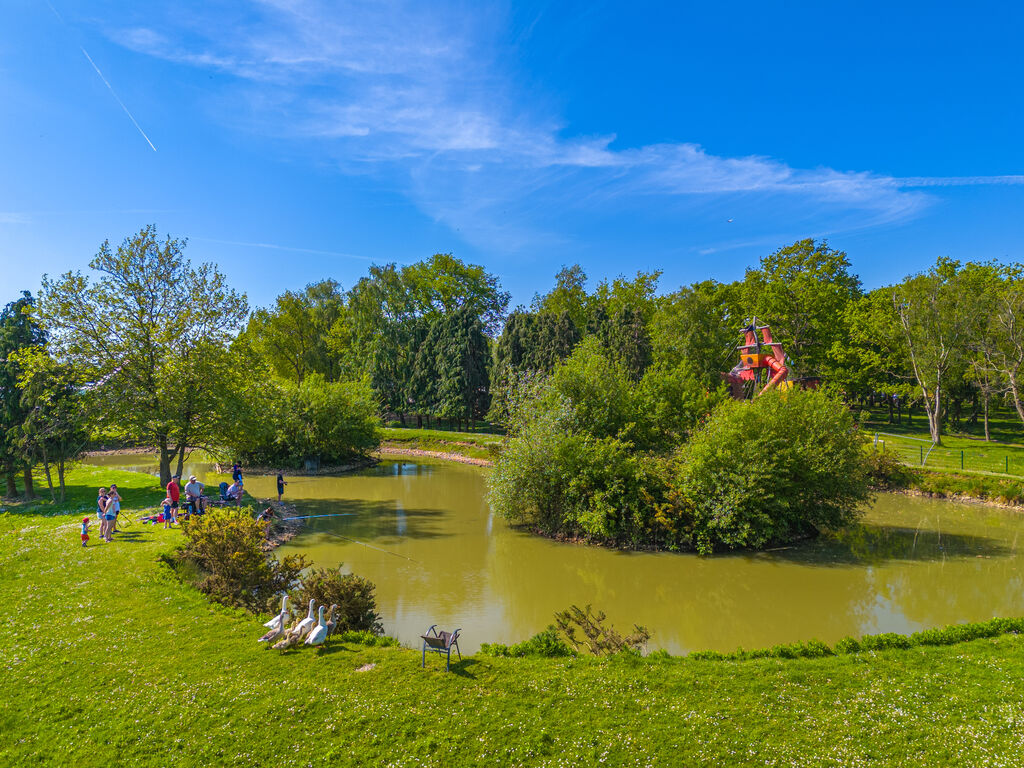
[84,453,1024,654]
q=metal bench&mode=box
[420,625,462,672]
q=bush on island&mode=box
[662,388,870,553]
[227,374,381,469]
[489,376,871,553]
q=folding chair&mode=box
[420,625,462,672]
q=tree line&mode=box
[2,226,1023,500]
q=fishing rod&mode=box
[282,513,356,521]
[315,529,420,563]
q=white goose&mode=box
[291,599,317,641]
[304,605,328,647]
[264,595,289,629]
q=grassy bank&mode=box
[380,426,502,462]
[3,465,1024,765]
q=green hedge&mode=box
[688,617,1024,661]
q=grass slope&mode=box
[381,426,502,462]
[3,466,1024,766]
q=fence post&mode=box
[1007,456,1010,474]
[920,445,924,465]
[961,450,964,470]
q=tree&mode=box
[0,291,47,498]
[983,266,1024,428]
[243,280,347,382]
[650,281,738,389]
[37,226,248,485]
[414,308,491,428]
[742,239,862,377]
[531,264,590,331]
[343,255,508,423]
[892,258,991,444]
[400,253,511,335]
[11,347,88,501]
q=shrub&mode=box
[488,425,653,543]
[175,508,307,611]
[289,566,383,634]
[334,630,399,647]
[666,390,871,553]
[228,375,380,468]
[480,626,575,658]
[864,449,920,489]
[553,604,651,656]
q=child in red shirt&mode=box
[80,517,90,547]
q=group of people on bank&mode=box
[81,484,122,544]
[79,462,290,546]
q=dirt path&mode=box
[376,445,494,467]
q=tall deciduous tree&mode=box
[0,291,46,498]
[982,266,1024,428]
[243,280,347,382]
[650,281,738,389]
[892,258,990,444]
[531,265,590,331]
[742,239,862,377]
[11,347,88,501]
[38,226,248,485]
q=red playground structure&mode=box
[723,319,791,399]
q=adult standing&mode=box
[166,474,181,519]
[276,473,287,503]
[101,491,116,542]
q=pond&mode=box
[85,452,1024,654]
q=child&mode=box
[80,517,90,547]
[108,484,121,534]
[161,496,174,529]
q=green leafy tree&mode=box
[892,258,993,444]
[982,265,1024,428]
[666,390,870,553]
[11,347,88,501]
[243,280,347,382]
[742,239,862,377]
[531,264,590,330]
[343,255,508,424]
[37,225,249,485]
[0,291,47,498]
[226,375,380,468]
[651,281,739,389]
[414,308,491,428]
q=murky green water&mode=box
[85,453,1024,654]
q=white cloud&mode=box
[100,0,1022,250]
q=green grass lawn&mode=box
[4,465,1024,765]
[381,426,503,461]
[861,406,1024,477]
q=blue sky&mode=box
[2,0,1023,310]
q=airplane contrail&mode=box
[79,47,157,152]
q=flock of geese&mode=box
[258,596,340,652]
